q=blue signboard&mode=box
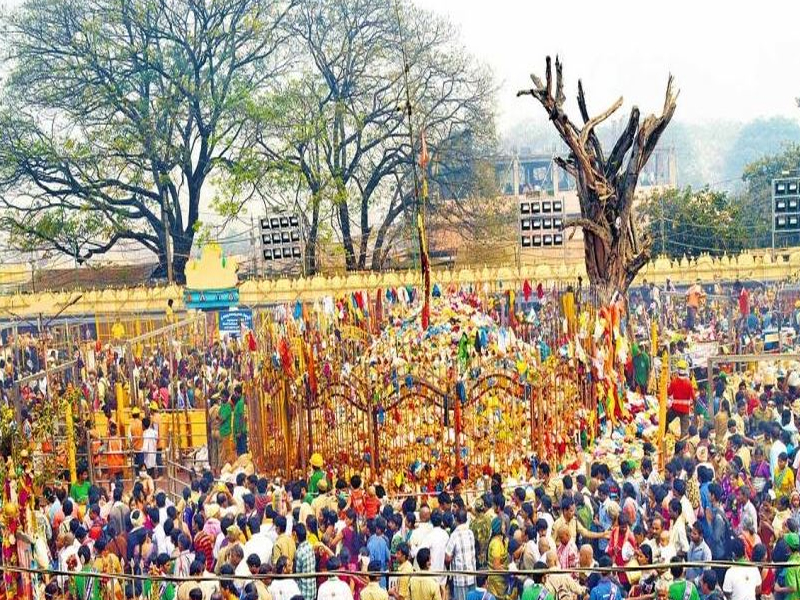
[219,309,253,338]
[184,287,239,310]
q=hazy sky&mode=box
[2,0,799,131]
[415,0,800,131]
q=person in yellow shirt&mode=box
[271,515,296,571]
[362,562,389,600]
[775,452,795,501]
[729,435,751,473]
[389,543,413,600]
[486,519,508,600]
[409,548,442,600]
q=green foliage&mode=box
[639,186,763,259]
[0,0,293,277]
[741,143,800,248]
[247,0,496,271]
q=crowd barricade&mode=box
[84,410,210,494]
[246,351,593,481]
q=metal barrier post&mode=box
[86,427,95,484]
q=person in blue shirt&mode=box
[367,516,391,588]
[596,483,612,554]
[698,465,713,514]
[466,574,496,600]
[589,556,624,600]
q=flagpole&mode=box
[393,0,431,331]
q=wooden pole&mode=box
[658,350,669,473]
[65,399,77,484]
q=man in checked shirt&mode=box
[446,509,477,600]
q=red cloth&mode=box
[364,494,380,519]
[607,527,637,585]
[523,280,532,302]
[739,288,750,318]
[667,376,695,414]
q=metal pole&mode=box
[250,215,256,279]
[772,177,777,257]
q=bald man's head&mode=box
[545,550,557,568]
[419,506,431,523]
[579,545,594,567]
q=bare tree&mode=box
[518,57,678,302]
[250,0,494,274]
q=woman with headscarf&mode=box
[487,517,509,600]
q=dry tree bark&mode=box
[517,56,678,303]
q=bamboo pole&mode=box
[658,350,669,473]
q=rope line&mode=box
[0,560,787,583]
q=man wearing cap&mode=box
[308,453,326,498]
[470,497,492,570]
[776,533,800,599]
[668,359,695,438]
[311,479,334,519]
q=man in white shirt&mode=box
[141,417,158,476]
[316,557,354,600]
[722,539,761,600]
[152,513,175,556]
[770,424,788,475]
[737,487,758,535]
[235,552,261,591]
[672,479,696,527]
[268,555,302,600]
[668,499,689,557]
[419,511,450,588]
[408,506,433,559]
[243,516,274,567]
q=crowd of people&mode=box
[17,358,800,600]
[11,283,800,600]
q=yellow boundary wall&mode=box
[2,248,800,318]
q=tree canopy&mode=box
[0,0,294,280]
[247,0,495,273]
[638,186,759,260]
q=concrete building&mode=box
[494,147,677,264]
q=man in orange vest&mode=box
[106,420,125,482]
[668,359,695,438]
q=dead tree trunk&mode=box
[518,57,678,304]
